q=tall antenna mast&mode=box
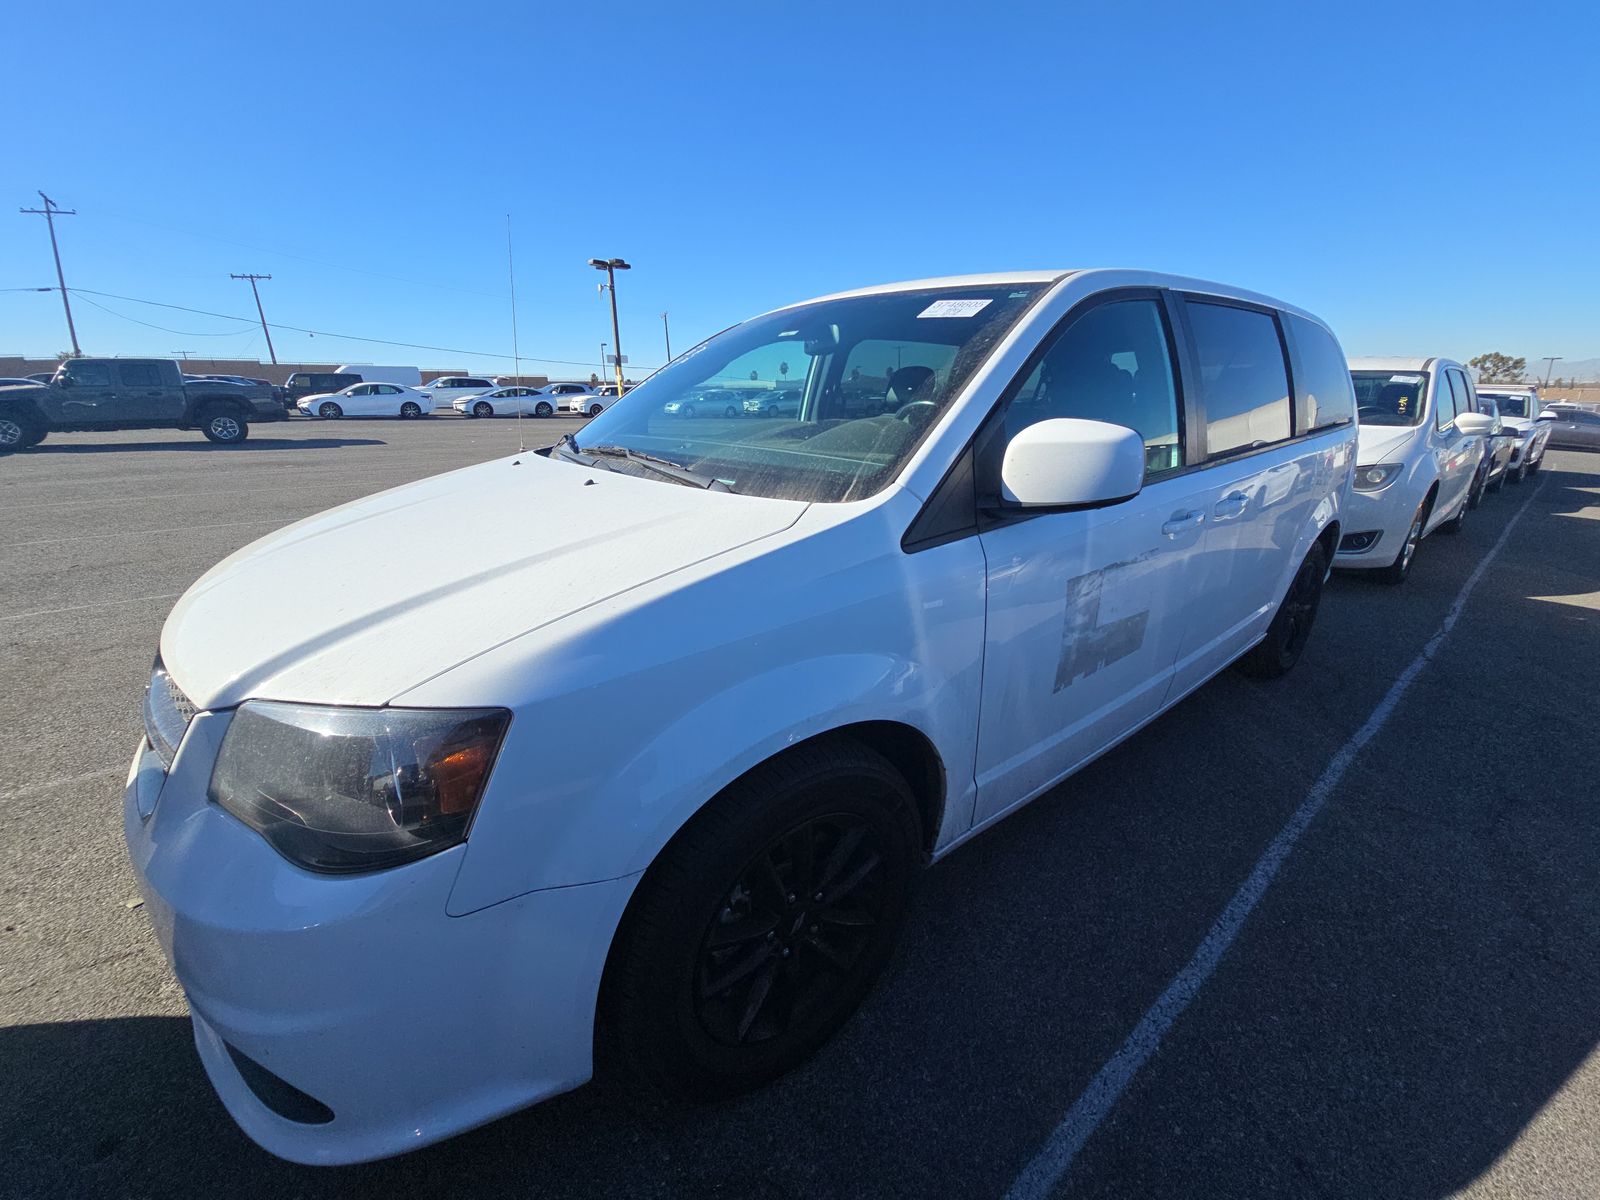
[506,214,524,453]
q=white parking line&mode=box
[0,766,126,802]
[1004,480,1544,1200]
[0,519,283,549]
[0,592,182,622]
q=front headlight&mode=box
[1353,462,1403,491]
[208,701,510,874]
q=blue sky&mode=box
[6,0,1596,376]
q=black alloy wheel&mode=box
[1239,541,1326,678]
[601,742,919,1099]
[695,813,889,1047]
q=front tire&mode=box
[473,401,495,418]
[589,403,604,417]
[1238,541,1326,679]
[601,742,919,1100]
[200,409,249,444]
[1506,457,1526,486]
[1378,495,1430,584]
[318,401,343,420]
[0,411,44,454]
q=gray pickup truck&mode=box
[0,358,283,452]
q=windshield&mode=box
[1352,370,1428,427]
[565,283,1047,501]
[1480,391,1531,418]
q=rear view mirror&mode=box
[1455,412,1494,436]
[1000,418,1146,509]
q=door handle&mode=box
[1161,510,1205,538]
[1213,492,1249,518]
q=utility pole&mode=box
[230,273,277,364]
[172,350,195,361]
[20,192,81,356]
[661,311,672,362]
[1542,356,1562,387]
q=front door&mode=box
[1425,368,1478,532]
[45,360,117,425]
[974,294,1207,824]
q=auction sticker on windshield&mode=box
[918,298,993,318]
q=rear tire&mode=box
[600,742,920,1100]
[200,409,249,444]
[318,401,343,420]
[1467,462,1489,509]
[1238,541,1327,680]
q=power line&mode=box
[59,286,659,370]
[71,292,258,338]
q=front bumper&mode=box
[1333,475,1420,570]
[123,716,639,1165]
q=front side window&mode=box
[63,362,113,387]
[1436,373,1458,431]
[566,283,1048,502]
[1351,370,1428,426]
[1186,300,1292,457]
[998,298,1182,477]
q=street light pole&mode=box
[600,342,607,386]
[589,257,631,393]
[1542,356,1562,387]
[661,311,672,362]
[20,192,81,356]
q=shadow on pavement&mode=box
[4,465,1597,1200]
[23,438,387,453]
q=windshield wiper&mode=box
[585,444,736,492]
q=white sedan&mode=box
[454,386,561,418]
[298,382,434,419]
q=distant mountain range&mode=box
[1515,356,1600,383]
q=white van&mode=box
[128,269,1355,1165]
[334,364,422,387]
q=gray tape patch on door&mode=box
[1054,557,1151,692]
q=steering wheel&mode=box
[895,401,939,429]
[1357,404,1389,419]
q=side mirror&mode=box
[1455,412,1494,436]
[1000,418,1146,509]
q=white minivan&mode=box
[126,270,1355,1165]
[1336,357,1495,583]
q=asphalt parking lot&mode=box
[2,417,1597,1199]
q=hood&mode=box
[1497,414,1535,433]
[1355,423,1419,465]
[161,454,807,709]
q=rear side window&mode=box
[999,297,1183,478]
[462,378,493,388]
[119,363,163,387]
[1186,300,1292,457]
[1283,314,1353,431]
